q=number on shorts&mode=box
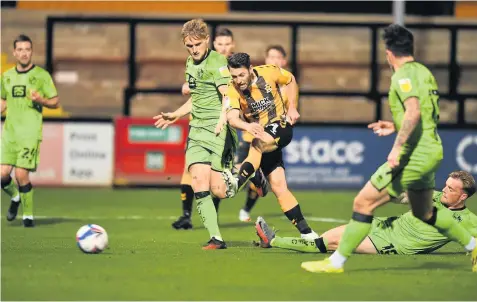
[267,123,279,135]
[21,148,36,161]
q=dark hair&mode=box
[228,52,251,69]
[14,34,33,49]
[382,24,414,57]
[266,45,287,58]
[215,27,234,40]
[449,170,476,198]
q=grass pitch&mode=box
[2,188,477,300]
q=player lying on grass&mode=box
[300,24,477,273]
[256,170,477,255]
[154,20,265,250]
[224,53,318,240]
[1,34,59,227]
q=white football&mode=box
[76,224,108,254]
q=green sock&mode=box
[19,183,34,218]
[429,206,472,247]
[1,176,19,200]
[337,212,373,258]
[271,236,328,253]
[195,191,222,241]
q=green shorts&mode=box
[370,145,443,197]
[186,125,235,172]
[368,217,405,255]
[1,136,41,171]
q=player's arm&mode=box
[32,72,60,109]
[226,108,263,138]
[214,85,229,135]
[182,82,190,96]
[153,97,191,130]
[30,92,60,109]
[275,67,300,124]
[1,99,6,114]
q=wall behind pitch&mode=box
[284,126,477,190]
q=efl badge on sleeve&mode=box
[398,78,412,93]
[219,66,230,77]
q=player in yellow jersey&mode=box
[225,52,319,240]
[172,28,236,230]
[238,45,293,222]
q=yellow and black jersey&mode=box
[226,64,292,130]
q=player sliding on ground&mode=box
[153,19,263,250]
[225,53,319,240]
[300,24,477,273]
[256,170,477,255]
[1,34,60,227]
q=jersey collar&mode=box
[15,64,36,74]
[440,201,466,211]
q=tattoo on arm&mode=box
[393,97,420,148]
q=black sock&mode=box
[212,197,221,212]
[284,205,312,234]
[237,162,255,189]
[1,175,12,188]
[181,184,194,218]
[244,186,259,212]
[314,237,328,253]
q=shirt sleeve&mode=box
[392,69,420,103]
[225,85,240,112]
[213,54,231,88]
[1,76,5,100]
[271,65,292,86]
[41,71,58,99]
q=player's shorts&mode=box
[1,136,41,171]
[259,121,293,176]
[368,217,406,255]
[186,125,235,172]
[370,144,443,197]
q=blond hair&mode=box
[449,170,476,197]
[181,19,209,41]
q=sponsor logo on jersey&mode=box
[188,76,196,89]
[12,85,26,97]
[250,96,273,113]
[398,78,412,93]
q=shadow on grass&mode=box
[7,217,80,226]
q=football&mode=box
[76,224,108,254]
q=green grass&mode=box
[2,188,477,301]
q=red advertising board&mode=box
[114,117,189,185]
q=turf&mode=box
[2,188,477,300]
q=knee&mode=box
[210,185,225,199]
[1,166,11,180]
[352,196,376,214]
[191,176,207,192]
[270,178,287,196]
[14,169,30,186]
[321,231,339,250]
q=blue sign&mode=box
[283,126,477,190]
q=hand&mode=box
[286,107,300,125]
[387,147,401,169]
[368,120,395,136]
[214,117,226,136]
[153,112,179,130]
[29,90,43,104]
[246,123,264,138]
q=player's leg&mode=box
[234,140,258,222]
[302,163,391,273]
[408,189,476,254]
[1,137,21,221]
[266,159,318,239]
[172,167,194,230]
[186,143,225,249]
[322,224,379,254]
[1,163,21,221]
[13,140,40,227]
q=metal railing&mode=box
[46,16,477,125]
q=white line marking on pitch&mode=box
[33,215,347,223]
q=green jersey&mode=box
[1,65,57,140]
[185,49,230,128]
[383,191,477,254]
[389,62,441,151]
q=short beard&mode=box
[18,60,31,69]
